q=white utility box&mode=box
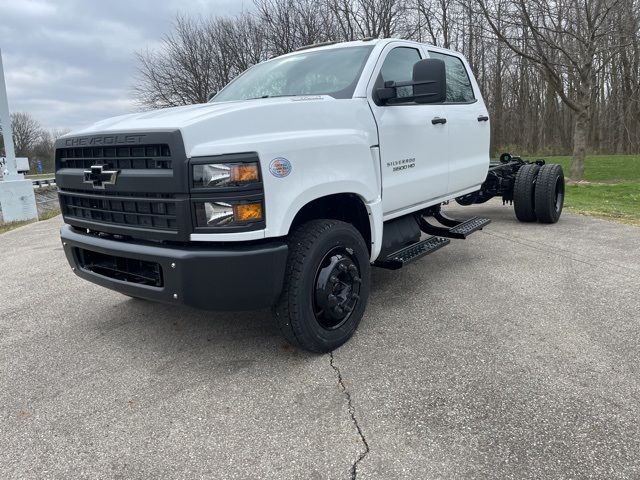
[0,157,29,175]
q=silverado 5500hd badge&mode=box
[387,158,416,172]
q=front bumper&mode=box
[60,224,288,310]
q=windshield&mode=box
[211,46,374,103]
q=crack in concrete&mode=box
[330,351,370,480]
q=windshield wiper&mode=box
[247,94,299,100]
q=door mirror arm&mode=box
[376,81,398,103]
[376,78,445,106]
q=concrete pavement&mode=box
[1,202,639,479]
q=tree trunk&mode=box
[570,108,589,181]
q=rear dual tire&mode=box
[534,164,565,223]
[513,163,564,224]
[513,164,540,222]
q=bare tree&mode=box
[255,0,337,54]
[134,15,223,108]
[214,14,269,73]
[9,112,43,158]
[131,0,640,162]
[32,128,71,172]
[134,13,275,108]
[413,0,455,47]
[327,0,409,39]
[475,0,629,180]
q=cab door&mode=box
[427,49,490,194]
[368,44,450,217]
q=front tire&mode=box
[273,220,371,353]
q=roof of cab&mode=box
[279,38,430,57]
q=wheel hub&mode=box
[314,249,362,330]
[554,175,565,212]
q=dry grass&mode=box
[0,210,60,235]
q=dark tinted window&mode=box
[378,47,421,98]
[428,51,475,103]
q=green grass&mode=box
[25,173,55,179]
[545,155,640,183]
[563,183,640,225]
[543,155,640,225]
[0,219,36,234]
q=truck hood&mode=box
[65,96,378,158]
[68,100,263,134]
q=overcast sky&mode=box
[0,0,252,131]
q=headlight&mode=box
[195,201,263,227]
[193,162,260,188]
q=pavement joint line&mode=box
[480,229,638,278]
[329,351,370,479]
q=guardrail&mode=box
[31,177,56,188]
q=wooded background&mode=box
[2,0,638,179]
[135,0,640,180]
[0,114,68,174]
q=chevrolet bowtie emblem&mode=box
[83,165,119,189]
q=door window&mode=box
[428,51,475,103]
[376,47,422,99]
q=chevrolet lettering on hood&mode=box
[64,134,147,147]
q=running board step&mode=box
[449,216,492,237]
[375,236,450,270]
[417,213,491,239]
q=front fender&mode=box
[264,146,384,262]
[191,129,381,240]
[183,98,383,258]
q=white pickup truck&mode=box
[55,39,565,352]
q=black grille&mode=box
[60,191,177,231]
[55,130,190,241]
[58,144,172,169]
[76,248,163,287]
[60,188,175,199]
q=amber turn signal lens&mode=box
[231,164,260,183]
[233,202,263,222]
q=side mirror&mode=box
[375,58,447,105]
[207,91,218,102]
[412,59,446,104]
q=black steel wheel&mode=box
[313,247,362,330]
[534,164,565,224]
[513,163,540,222]
[273,219,371,353]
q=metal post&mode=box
[0,48,38,222]
[0,48,19,178]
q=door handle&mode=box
[431,117,447,125]
[477,115,489,122]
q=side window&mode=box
[428,51,475,103]
[378,47,421,99]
